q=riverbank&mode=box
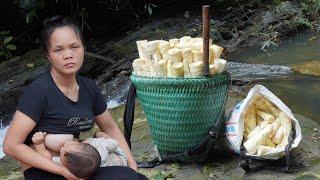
[0,1,319,179]
[1,95,319,179]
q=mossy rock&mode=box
[291,61,320,76]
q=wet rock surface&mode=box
[291,61,320,76]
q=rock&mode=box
[291,61,320,76]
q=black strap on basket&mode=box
[123,82,228,168]
[239,129,296,173]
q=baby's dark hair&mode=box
[40,15,85,54]
[63,143,101,178]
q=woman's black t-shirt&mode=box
[17,72,107,144]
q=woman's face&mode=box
[47,26,84,76]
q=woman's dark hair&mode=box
[63,143,101,178]
[40,15,85,54]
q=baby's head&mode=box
[60,141,101,178]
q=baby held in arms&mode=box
[32,132,128,178]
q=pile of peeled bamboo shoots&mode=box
[132,36,227,77]
[243,95,293,156]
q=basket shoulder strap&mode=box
[123,83,137,149]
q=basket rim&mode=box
[131,71,230,86]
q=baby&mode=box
[32,131,128,178]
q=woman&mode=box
[3,16,142,180]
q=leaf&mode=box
[0,31,9,36]
[4,36,13,45]
[269,41,278,48]
[26,10,36,24]
[0,51,4,56]
[26,15,30,24]
[148,5,152,15]
[150,4,157,8]
[26,63,34,68]
[6,44,16,51]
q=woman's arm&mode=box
[3,110,79,180]
[95,109,138,171]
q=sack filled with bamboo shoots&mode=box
[224,84,302,161]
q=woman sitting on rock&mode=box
[3,15,146,180]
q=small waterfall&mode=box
[0,117,9,159]
[227,62,293,80]
[107,99,123,109]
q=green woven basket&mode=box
[131,72,230,155]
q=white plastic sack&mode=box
[224,84,302,160]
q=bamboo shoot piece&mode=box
[132,58,145,76]
[210,44,224,64]
[257,110,275,123]
[277,112,292,148]
[244,125,273,155]
[248,120,268,139]
[265,138,276,147]
[209,64,216,75]
[170,62,184,77]
[189,61,203,77]
[254,98,269,112]
[154,59,167,77]
[169,38,179,47]
[272,126,283,144]
[244,106,257,131]
[256,115,263,126]
[191,50,202,62]
[264,100,281,117]
[180,48,192,77]
[159,42,170,60]
[167,48,182,63]
[257,145,276,156]
[136,40,148,59]
[214,59,227,73]
[271,117,281,137]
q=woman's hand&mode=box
[127,158,138,171]
[59,166,80,180]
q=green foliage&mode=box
[301,0,320,19]
[294,17,313,29]
[17,0,91,31]
[145,3,157,16]
[78,8,91,31]
[150,171,173,180]
[17,0,50,24]
[0,31,16,61]
[26,9,36,24]
[260,33,278,55]
[300,0,320,32]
